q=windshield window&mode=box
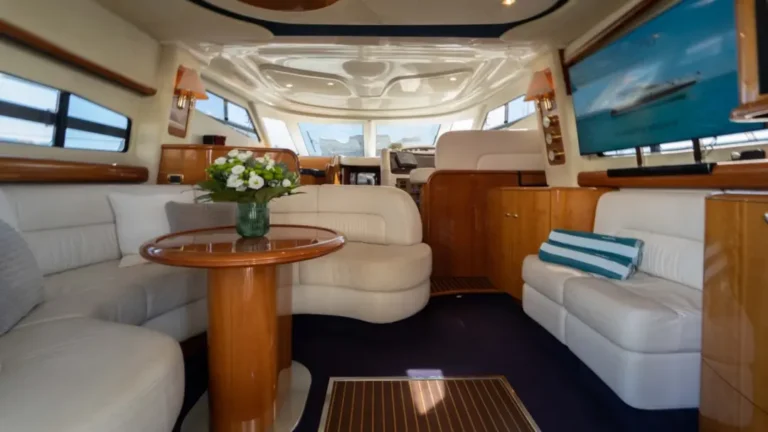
[298,123,364,156]
[375,124,441,154]
[262,117,297,153]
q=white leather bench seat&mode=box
[299,242,431,292]
[0,318,183,432]
[521,255,587,305]
[522,189,712,409]
[409,167,435,185]
[564,273,702,354]
[17,260,206,333]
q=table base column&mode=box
[181,362,311,432]
[206,265,284,432]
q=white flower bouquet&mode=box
[196,149,301,204]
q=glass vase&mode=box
[236,202,270,238]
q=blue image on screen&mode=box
[570,0,763,155]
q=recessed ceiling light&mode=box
[285,83,293,88]
[327,82,335,86]
[449,77,458,81]
[502,0,515,5]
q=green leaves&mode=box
[197,151,301,204]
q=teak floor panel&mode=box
[320,377,540,432]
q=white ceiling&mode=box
[198,40,539,117]
[95,0,632,117]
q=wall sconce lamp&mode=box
[525,69,555,111]
[174,66,208,110]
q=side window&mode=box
[0,73,130,152]
[483,95,536,130]
[482,105,506,130]
[196,91,260,140]
[450,118,474,131]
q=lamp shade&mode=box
[524,69,554,101]
[175,66,208,99]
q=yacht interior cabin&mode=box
[1,0,768,431]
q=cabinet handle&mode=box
[504,213,520,219]
[513,214,519,219]
[765,213,768,224]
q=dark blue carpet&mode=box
[292,293,698,432]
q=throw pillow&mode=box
[108,192,194,267]
[548,229,644,266]
[165,202,236,233]
[539,240,637,280]
[0,218,43,334]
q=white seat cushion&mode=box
[0,318,183,432]
[563,272,702,354]
[409,168,435,184]
[299,242,431,292]
[522,255,588,305]
[17,261,206,329]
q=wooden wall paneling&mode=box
[298,156,331,185]
[520,172,548,186]
[298,156,332,171]
[702,195,768,426]
[422,171,548,277]
[549,187,612,231]
[325,156,342,185]
[486,189,507,293]
[486,187,611,299]
[700,362,768,432]
[508,190,552,299]
[578,162,768,190]
[0,157,148,183]
[157,145,300,185]
[0,20,157,96]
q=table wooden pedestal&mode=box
[140,226,345,432]
[207,266,288,431]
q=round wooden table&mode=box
[140,225,345,432]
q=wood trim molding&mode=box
[140,224,345,268]
[0,20,157,96]
[0,157,149,183]
[565,0,665,67]
[577,162,768,189]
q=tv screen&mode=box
[570,0,763,155]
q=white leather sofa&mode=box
[409,130,546,185]
[522,189,709,410]
[0,183,430,431]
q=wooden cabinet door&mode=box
[507,190,551,299]
[703,198,768,418]
[487,189,517,296]
[488,189,551,299]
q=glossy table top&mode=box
[140,225,345,268]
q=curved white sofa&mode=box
[272,185,432,323]
[0,183,430,431]
[523,189,710,410]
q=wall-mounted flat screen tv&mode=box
[570,0,764,155]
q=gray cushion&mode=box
[0,219,43,334]
[165,202,236,233]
